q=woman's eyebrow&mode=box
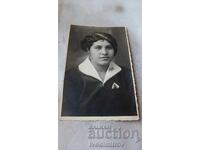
[94,45,102,48]
[106,45,113,48]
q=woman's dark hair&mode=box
[81,32,118,55]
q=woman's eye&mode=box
[95,46,102,50]
[106,45,113,50]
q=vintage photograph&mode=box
[60,25,139,120]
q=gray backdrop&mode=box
[58,0,142,150]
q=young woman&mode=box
[61,32,137,116]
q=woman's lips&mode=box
[100,58,110,61]
[100,57,109,59]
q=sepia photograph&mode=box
[60,25,139,120]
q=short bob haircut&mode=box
[81,32,118,55]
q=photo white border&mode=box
[59,25,140,121]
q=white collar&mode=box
[78,57,121,84]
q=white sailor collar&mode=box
[78,57,122,84]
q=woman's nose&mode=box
[101,48,108,55]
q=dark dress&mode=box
[61,66,137,116]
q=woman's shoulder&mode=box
[64,67,82,81]
[119,66,133,81]
[65,67,79,74]
[120,66,132,75]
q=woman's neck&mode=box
[90,61,109,81]
[93,64,108,73]
[95,66,108,81]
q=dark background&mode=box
[65,25,132,70]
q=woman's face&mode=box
[89,40,115,67]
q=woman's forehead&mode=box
[92,40,112,46]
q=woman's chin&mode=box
[98,61,110,66]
